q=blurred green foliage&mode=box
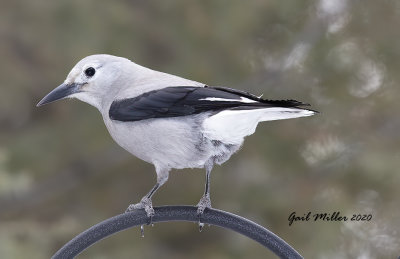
[1,0,399,258]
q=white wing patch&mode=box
[199,97,257,103]
[202,107,315,144]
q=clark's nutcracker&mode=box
[37,54,316,218]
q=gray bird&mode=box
[37,54,316,218]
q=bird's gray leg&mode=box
[125,167,169,220]
[197,160,214,215]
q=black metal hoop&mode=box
[52,206,303,259]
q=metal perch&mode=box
[52,206,303,259]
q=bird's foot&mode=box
[125,197,155,223]
[197,194,212,215]
[196,194,212,232]
[125,198,153,237]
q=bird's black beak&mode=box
[36,83,79,107]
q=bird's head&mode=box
[37,54,132,110]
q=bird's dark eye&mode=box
[84,67,96,77]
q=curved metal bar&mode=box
[52,206,303,259]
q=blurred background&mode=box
[1,0,399,258]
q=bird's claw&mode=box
[197,194,212,215]
[196,194,211,232]
[125,197,155,224]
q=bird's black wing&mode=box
[109,86,310,122]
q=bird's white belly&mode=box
[103,116,210,169]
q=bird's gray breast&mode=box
[102,113,214,169]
